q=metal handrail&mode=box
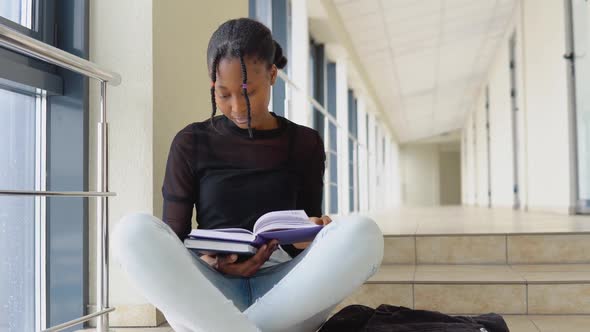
[42,308,116,332]
[0,22,118,332]
[0,24,121,85]
[0,190,116,197]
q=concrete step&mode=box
[384,233,590,265]
[336,264,590,315]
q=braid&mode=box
[237,50,253,139]
[209,53,220,128]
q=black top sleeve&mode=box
[296,131,326,217]
[282,131,326,258]
[161,128,197,240]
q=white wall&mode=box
[389,139,402,208]
[367,112,378,210]
[89,0,155,325]
[290,0,311,127]
[401,144,440,206]
[152,0,248,221]
[439,147,461,205]
[357,99,369,211]
[463,113,476,205]
[401,143,461,206]
[488,41,515,208]
[521,0,572,213]
[461,0,574,214]
[475,90,489,206]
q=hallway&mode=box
[2,0,590,330]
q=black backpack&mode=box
[318,304,509,332]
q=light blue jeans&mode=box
[112,212,384,332]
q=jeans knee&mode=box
[333,216,384,264]
[112,212,161,254]
[338,216,382,240]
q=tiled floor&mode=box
[505,315,590,331]
[368,206,590,235]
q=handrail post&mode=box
[96,81,110,332]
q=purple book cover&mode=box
[252,225,324,247]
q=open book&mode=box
[183,210,323,255]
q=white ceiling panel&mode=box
[382,1,442,21]
[347,13,384,31]
[332,0,517,142]
[336,0,380,19]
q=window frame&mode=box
[0,0,62,95]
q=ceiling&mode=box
[324,0,516,143]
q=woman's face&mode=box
[214,56,278,130]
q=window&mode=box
[0,1,89,330]
[271,0,290,117]
[309,39,327,212]
[1,3,44,330]
[348,90,359,212]
[0,0,33,28]
[310,40,325,138]
[0,88,41,332]
[326,62,338,214]
[249,0,291,117]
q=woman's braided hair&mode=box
[207,18,288,138]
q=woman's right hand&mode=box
[200,239,279,277]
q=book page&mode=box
[188,228,255,243]
[253,210,315,234]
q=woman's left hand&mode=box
[293,215,332,249]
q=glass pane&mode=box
[329,152,338,184]
[327,63,337,117]
[349,161,354,189]
[0,0,33,29]
[314,111,324,139]
[348,139,354,163]
[329,123,337,152]
[330,184,338,214]
[0,88,38,331]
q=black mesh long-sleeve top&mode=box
[161,113,326,258]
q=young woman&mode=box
[112,18,384,332]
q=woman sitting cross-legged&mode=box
[112,17,384,332]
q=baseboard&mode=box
[86,303,166,327]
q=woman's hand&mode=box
[310,215,332,226]
[200,239,280,277]
[293,215,332,249]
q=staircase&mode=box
[334,227,590,331]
